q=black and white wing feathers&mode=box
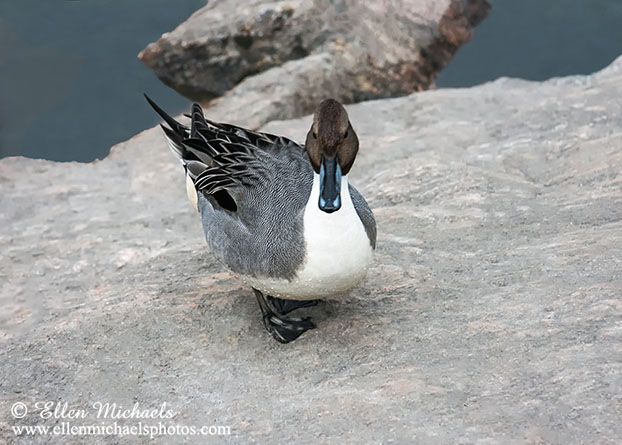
[145,95,302,210]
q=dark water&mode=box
[1,0,622,162]
[437,0,622,88]
[0,0,206,162]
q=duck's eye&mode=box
[312,132,317,139]
[344,130,349,139]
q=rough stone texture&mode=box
[139,0,490,128]
[2,57,622,443]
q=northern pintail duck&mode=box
[146,95,376,343]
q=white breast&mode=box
[243,174,374,300]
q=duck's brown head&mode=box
[305,99,359,213]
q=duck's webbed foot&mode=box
[254,289,316,343]
[268,296,319,315]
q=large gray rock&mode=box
[139,0,490,127]
[1,57,622,443]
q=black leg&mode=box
[253,289,316,343]
[268,296,319,315]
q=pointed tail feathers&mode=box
[144,94,190,162]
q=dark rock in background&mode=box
[1,57,621,443]
[139,0,490,127]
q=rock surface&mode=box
[2,57,622,443]
[139,0,490,128]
